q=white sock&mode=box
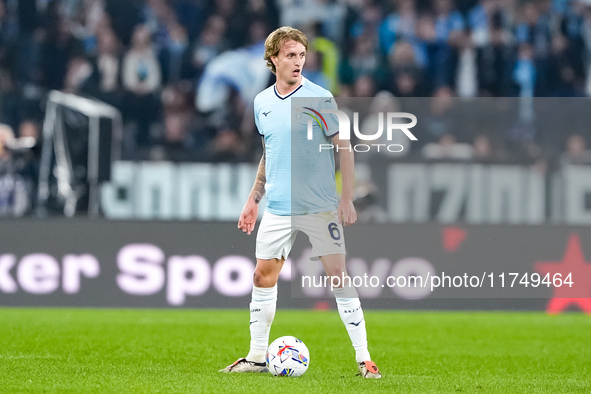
[334,287,371,363]
[246,284,277,363]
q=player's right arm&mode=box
[238,138,266,235]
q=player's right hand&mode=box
[238,199,258,235]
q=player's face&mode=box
[272,40,306,86]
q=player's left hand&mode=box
[238,199,258,235]
[338,199,357,226]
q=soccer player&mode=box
[219,26,381,379]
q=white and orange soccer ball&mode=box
[266,336,310,377]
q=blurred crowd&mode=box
[1,0,591,215]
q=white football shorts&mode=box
[256,210,346,261]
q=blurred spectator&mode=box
[309,22,341,92]
[171,0,210,42]
[104,0,143,47]
[353,75,377,97]
[380,0,418,55]
[350,1,382,41]
[471,132,508,163]
[41,3,82,91]
[336,83,354,97]
[506,120,540,163]
[426,0,466,89]
[159,21,193,84]
[16,0,39,37]
[213,0,247,48]
[469,0,505,37]
[546,33,585,95]
[161,81,193,116]
[0,0,16,41]
[341,33,381,84]
[422,133,473,160]
[245,0,279,33]
[0,123,30,216]
[82,28,124,107]
[434,0,465,45]
[0,68,21,129]
[475,9,516,96]
[385,40,425,96]
[206,128,248,163]
[122,24,162,149]
[192,15,228,79]
[316,0,347,45]
[303,50,330,88]
[142,0,176,53]
[455,30,478,97]
[560,134,591,165]
[513,43,537,97]
[278,0,325,30]
[15,119,40,204]
[0,124,14,161]
[416,14,440,90]
[17,119,39,147]
[248,19,270,46]
[148,112,194,162]
[67,0,107,55]
[422,86,458,142]
[515,1,551,57]
[9,5,43,91]
[0,0,18,56]
[515,0,553,95]
[472,133,493,161]
[64,55,93,94]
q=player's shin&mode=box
[246,284,278,363]
[333,287,371,363]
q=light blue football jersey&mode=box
[254,77,339,216]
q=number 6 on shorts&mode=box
[328,222,341,240]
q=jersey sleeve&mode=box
[322,94,339,138]
[254,99,263,136]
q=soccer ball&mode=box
[266,336,310,377]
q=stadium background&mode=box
[1,0,591,313]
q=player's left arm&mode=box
[331,133,357,226]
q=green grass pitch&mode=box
[0,308,589,392]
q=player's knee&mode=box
[253,270,276,288]
[325,267,347,279]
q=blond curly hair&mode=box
[264,26,308,74]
